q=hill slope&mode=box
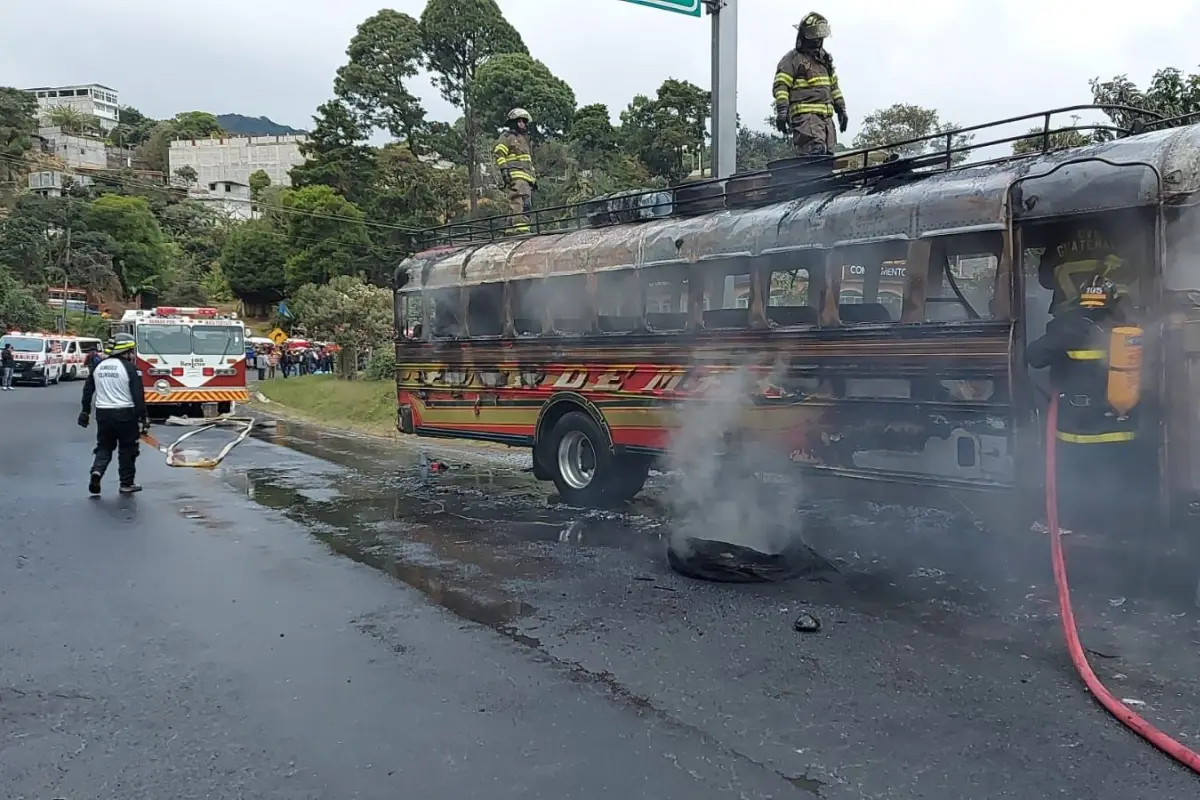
[216,114,307,136]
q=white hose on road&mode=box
[142,413,260,469]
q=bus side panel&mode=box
[395,323,1016,491]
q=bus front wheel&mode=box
[545,411,647,507]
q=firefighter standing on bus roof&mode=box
[78,332,149,495]
[773,12,848,155]
[494,108,536,236]
[1026,275,1141,531]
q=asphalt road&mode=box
[2,382,1199,799]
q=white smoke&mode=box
[664,362,807,556]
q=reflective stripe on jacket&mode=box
[773,48,844,120]
[494,130,536,184]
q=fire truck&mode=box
[112,307,248,418]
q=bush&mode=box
[363,346,396,381]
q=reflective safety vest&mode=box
[493,130,535,185]
[1055,342,1136,445]
[773,47,845,121]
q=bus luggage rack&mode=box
[414,105,1162,250]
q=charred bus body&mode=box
[392,107,1200,529]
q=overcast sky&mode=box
[3,0,1199,143]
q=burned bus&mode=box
[391,106,1200,529]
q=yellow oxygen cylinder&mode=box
[1107,326,1143,416]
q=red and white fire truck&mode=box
[113,307,248,418]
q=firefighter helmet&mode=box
[1079,275,1117,308]
[795,12,831,40]
[507,108,532,124]
[109,332,136,355]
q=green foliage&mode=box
[291,100,378,206]
[335,9,427,148]
[568,104,618,165]
[0,266,45,332]
[371,143,467,229]
[472,53,576,140]
[289,275,392,378]
[0,87,38,201]
[248,169,271,200]
[199,262,234,303]
[1011,123,1096,155]
[219,218,287,303]
[620,79,711,184]
[109,105,156,148]
[852,103,973,163]
[737,125,792,171]
[363,345,396,381]
[280,185,371,290]
[1092,67,1200,134]
[85,194,173,295]
[173,165,198,186]
[45,106,102,136]
[420,0,527,204]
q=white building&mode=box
[168,135,307,188]
[24,84,120,132]
[188,180,258,222]
[28,170,94,198]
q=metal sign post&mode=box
[706,0,738,179]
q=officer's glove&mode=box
[77,412,89,428]
[837,109,849,134]
[140,418,151,435]
[499,169,513,189]
[774,110,790,135]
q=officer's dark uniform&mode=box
[79,334,149,494]
[1026,276,1135,530]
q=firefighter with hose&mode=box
[1026,274,1143,531]
[78,333,149,495]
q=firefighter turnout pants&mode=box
[505,179,533,236]
[92,408,141,486]
[791,113,837,155]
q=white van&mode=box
[61,336,103,380]
[0,333,64,386]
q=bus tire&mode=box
[605,456,651,503]
[547,411,617,507]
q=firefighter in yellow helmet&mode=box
[493,108,537,236]
[773,12,848,155]
[1026,274,1141,532]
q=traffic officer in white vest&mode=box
[78,333,149,495]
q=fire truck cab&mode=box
[113,307,248,418]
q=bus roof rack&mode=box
[413,105,1164,251]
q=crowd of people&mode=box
[248,345,335,381]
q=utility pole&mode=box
[706,0,738,179]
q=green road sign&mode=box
[619,0,702,18]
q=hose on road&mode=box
[1045,395,1200,774]
[141,414,256,469]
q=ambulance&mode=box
[0,332,65,386]
[60,336,104,380]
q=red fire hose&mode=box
[1045,396,1200,773]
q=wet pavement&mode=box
[3,385,1200,798]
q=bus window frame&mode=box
[922,232,1006,324]
[697,258,758,330]
[760,251,823,330]
[828,242,909,325]
[595,268,644,335]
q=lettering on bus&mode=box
[843,264,907,279]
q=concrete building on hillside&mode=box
[168,135,307,188]
[24,84,120,132]
[37,126,107,170]
[188,180,258,222]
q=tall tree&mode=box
[220,219,288,305]
[109,105,157,148]
[568,103,618,165]
[45,106,101,136]
[1091,66,1200,134]
[279,185,372,290]
[0,266,45,332]
[852,103,973,163]
[471,53,576,140]
[620,79,710,184]
[0,87,38,203]
[335,9,427,151]
[84,193,174,297]
[290,100,378,206]
[420,0,527,210]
